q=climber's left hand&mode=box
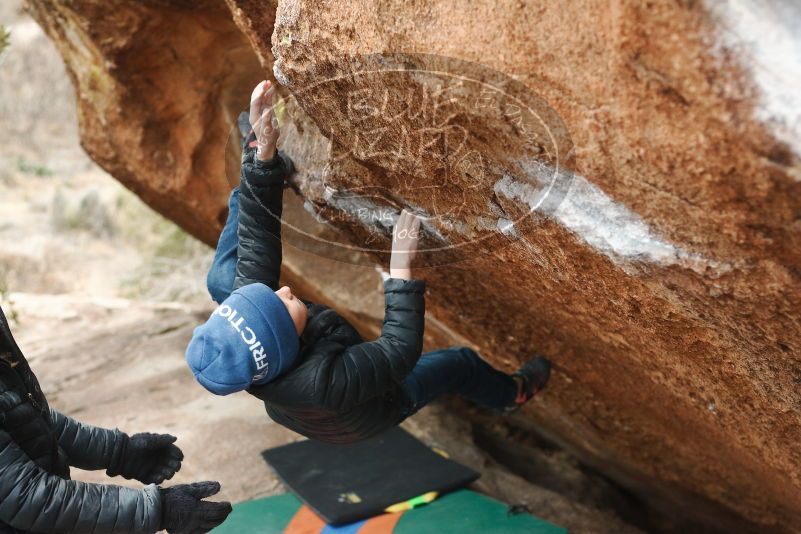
[249,80,280,162]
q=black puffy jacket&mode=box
[0,306,161,534]
[234,143,426,444]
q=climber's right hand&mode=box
[249,80,280,162]
[159,481,232,534]
[390,209,422,280]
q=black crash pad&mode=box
[262,426,479,525]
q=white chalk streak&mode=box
[494,169,718,272]
[706,0,801,157]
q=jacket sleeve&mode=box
[232,146,293,292]
[49,409,122,472]
[320,278,426,410]
[0,430,161,534]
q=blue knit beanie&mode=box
[185,283,300,395]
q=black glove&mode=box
[108,432,183,484]
[160,481,233,533]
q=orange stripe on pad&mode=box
[284,505,327,534]
[358,512,405,534]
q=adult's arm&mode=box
[49,409,121,472]
[319,278,426,410]
[0,430,161,534]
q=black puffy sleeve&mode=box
[318,278,426,410]
[0,429,161,533]
[49,409,124,472]
[233,146,293,292]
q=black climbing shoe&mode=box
[507,355,551,412]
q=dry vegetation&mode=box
[0,1,212,312]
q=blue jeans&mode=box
[206,193,518,414]
[207,188,240,304]
[399,347,518,417]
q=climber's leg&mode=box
[399,347,520,416]
[206,187,240,304]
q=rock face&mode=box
[26,0,801,531]
[24,0,265,245]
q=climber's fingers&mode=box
[256,106,279,142]
[393,209,422,244]
[249,80,273,130]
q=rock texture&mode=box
[24,0,265,245]
[25,0,801,531]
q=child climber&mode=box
[186,80,551,444]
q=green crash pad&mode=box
[213,490,566,534]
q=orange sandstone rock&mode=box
[27,0,801,530]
